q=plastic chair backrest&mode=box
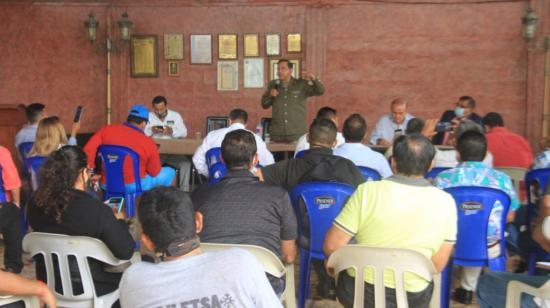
[525,168,550,205]
[496,167,527,202]
[97,145,141,195]
[327,245,439,308]
[444,186,511,264]
[289,182,355,256]
[208,162,227,185]
[295,150,307,158]
[18,142,34,160]
[505,279,550,308]
[425,167,450,180]
[358,166,381,181]
[205,147,222,168]
[200,242,296,307]
[0,165,6,202]
[25,156,47,191]
[22,232,129,308]
[0,295,40,307]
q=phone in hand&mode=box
[154,125,164,131]
[435,122,452,133]
[106,197,124,213]
[73,106,84,123]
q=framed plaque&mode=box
[131,35,158,77]
[167,61,180,77]
[269,59,300,81]
[244,58,264,88]
[164,33,184,60]
[218,34,237,60]
[217,60,238,91]
[190,34,212,64]
[244,33,259,57]
[265,33,280,56]
[287,33,302,53]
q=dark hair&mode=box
[126,115,147,125]
[309,118,337,147]
[483,112,504,128]
[342,113,367,142]
[459,96,476,109]
[457,131,487,162]
[138,187,196,253]
[26,103,45,123]
[221,129,257,170]
[278,59,293,69]
[229,109,248,123]
[32,146,88,223]
[405,118,425,135]
[393,133,435,176]
[152,96,167,106]
[316,107,337,120]
[455,119,483,141]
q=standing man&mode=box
[369,98,414,145]
[145,96,192,191]
[261,59,324,142]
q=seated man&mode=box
[0,145,23,273]
[324,133,457,308]
[433,96,483,145]
[15,102,46,151]
[192,129,297,295]
[83,105,175,192]
[294,106,345,155]
[334,113,392,178]
[192,108,274,178]
[477,183,550,308]
[119,187,281,308]
[144,96,192,191]
[369,98,414,146]
[434,131,520,305]
[483,112,533,168]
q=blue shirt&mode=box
[333,143,393,178]
[369,113,414,144]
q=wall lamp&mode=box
[522,8,538,41]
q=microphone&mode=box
[274,79,281,90]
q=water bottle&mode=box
[255,122,263,139]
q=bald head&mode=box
[390,98,408,125]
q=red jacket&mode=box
[83,123,161,184]
[486,127,533,168]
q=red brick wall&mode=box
[0,0,546,149]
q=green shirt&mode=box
[261,77,324,140]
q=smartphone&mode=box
[106,197,124,213]
[154,125,164,131]
[73,106,84,123]
[435,122,452,133]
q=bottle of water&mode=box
[255,122,263,139]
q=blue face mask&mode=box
[454,107,465,117]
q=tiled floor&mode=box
[1,241,480,308]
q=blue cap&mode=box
[129,105,149,121]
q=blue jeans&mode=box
[477,271,548,308]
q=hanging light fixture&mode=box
[84,12,99,44]
[522,8,538,40]
[117,11,133,41]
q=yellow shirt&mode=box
[334,175,457,292]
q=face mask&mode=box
[454,107,465,117]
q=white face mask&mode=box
[454,107,465,117]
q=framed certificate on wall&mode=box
[244,33,259,57]
[217,61,238,91]
[218,34,237,60]
[265,33,280,56]
[131,35,158,77]
[190,34,212,64]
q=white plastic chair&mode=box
[0,295,39,307]
[326,245,440,308]
[505,280,550,308]
[22,232,133,308]
[496,167,527,203]
[201,242,297,308]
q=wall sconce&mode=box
[84,11,133,45]
[522,8,538,40]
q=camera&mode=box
[435,122,452,133]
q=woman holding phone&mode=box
[27,146,134,298]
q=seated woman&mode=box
[27,116,79,157]
[27,146,134,297]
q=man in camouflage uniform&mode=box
[261,59,324,142]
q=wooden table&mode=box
[155,138,296,155]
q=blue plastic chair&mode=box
[18,142,34,160]
[425,167,451,180]
[24,156,47,191]
[524,168,550,274]
[358,166,381,181]
[295,150,307,158]
[205,147,227,184]
[440,186,511,308]
[97,145,142,217]
[0,165,6,203]
[289,182,355,308]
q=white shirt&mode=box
[15,124,38,149]
[294,132,345,157]
[333,142,393,178]
[192,122,275,177]
[145,109,187,139]
[369,113,414,144]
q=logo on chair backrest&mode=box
[460,201,483,214]
[315,196,336,210]
[107,154,119,163]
